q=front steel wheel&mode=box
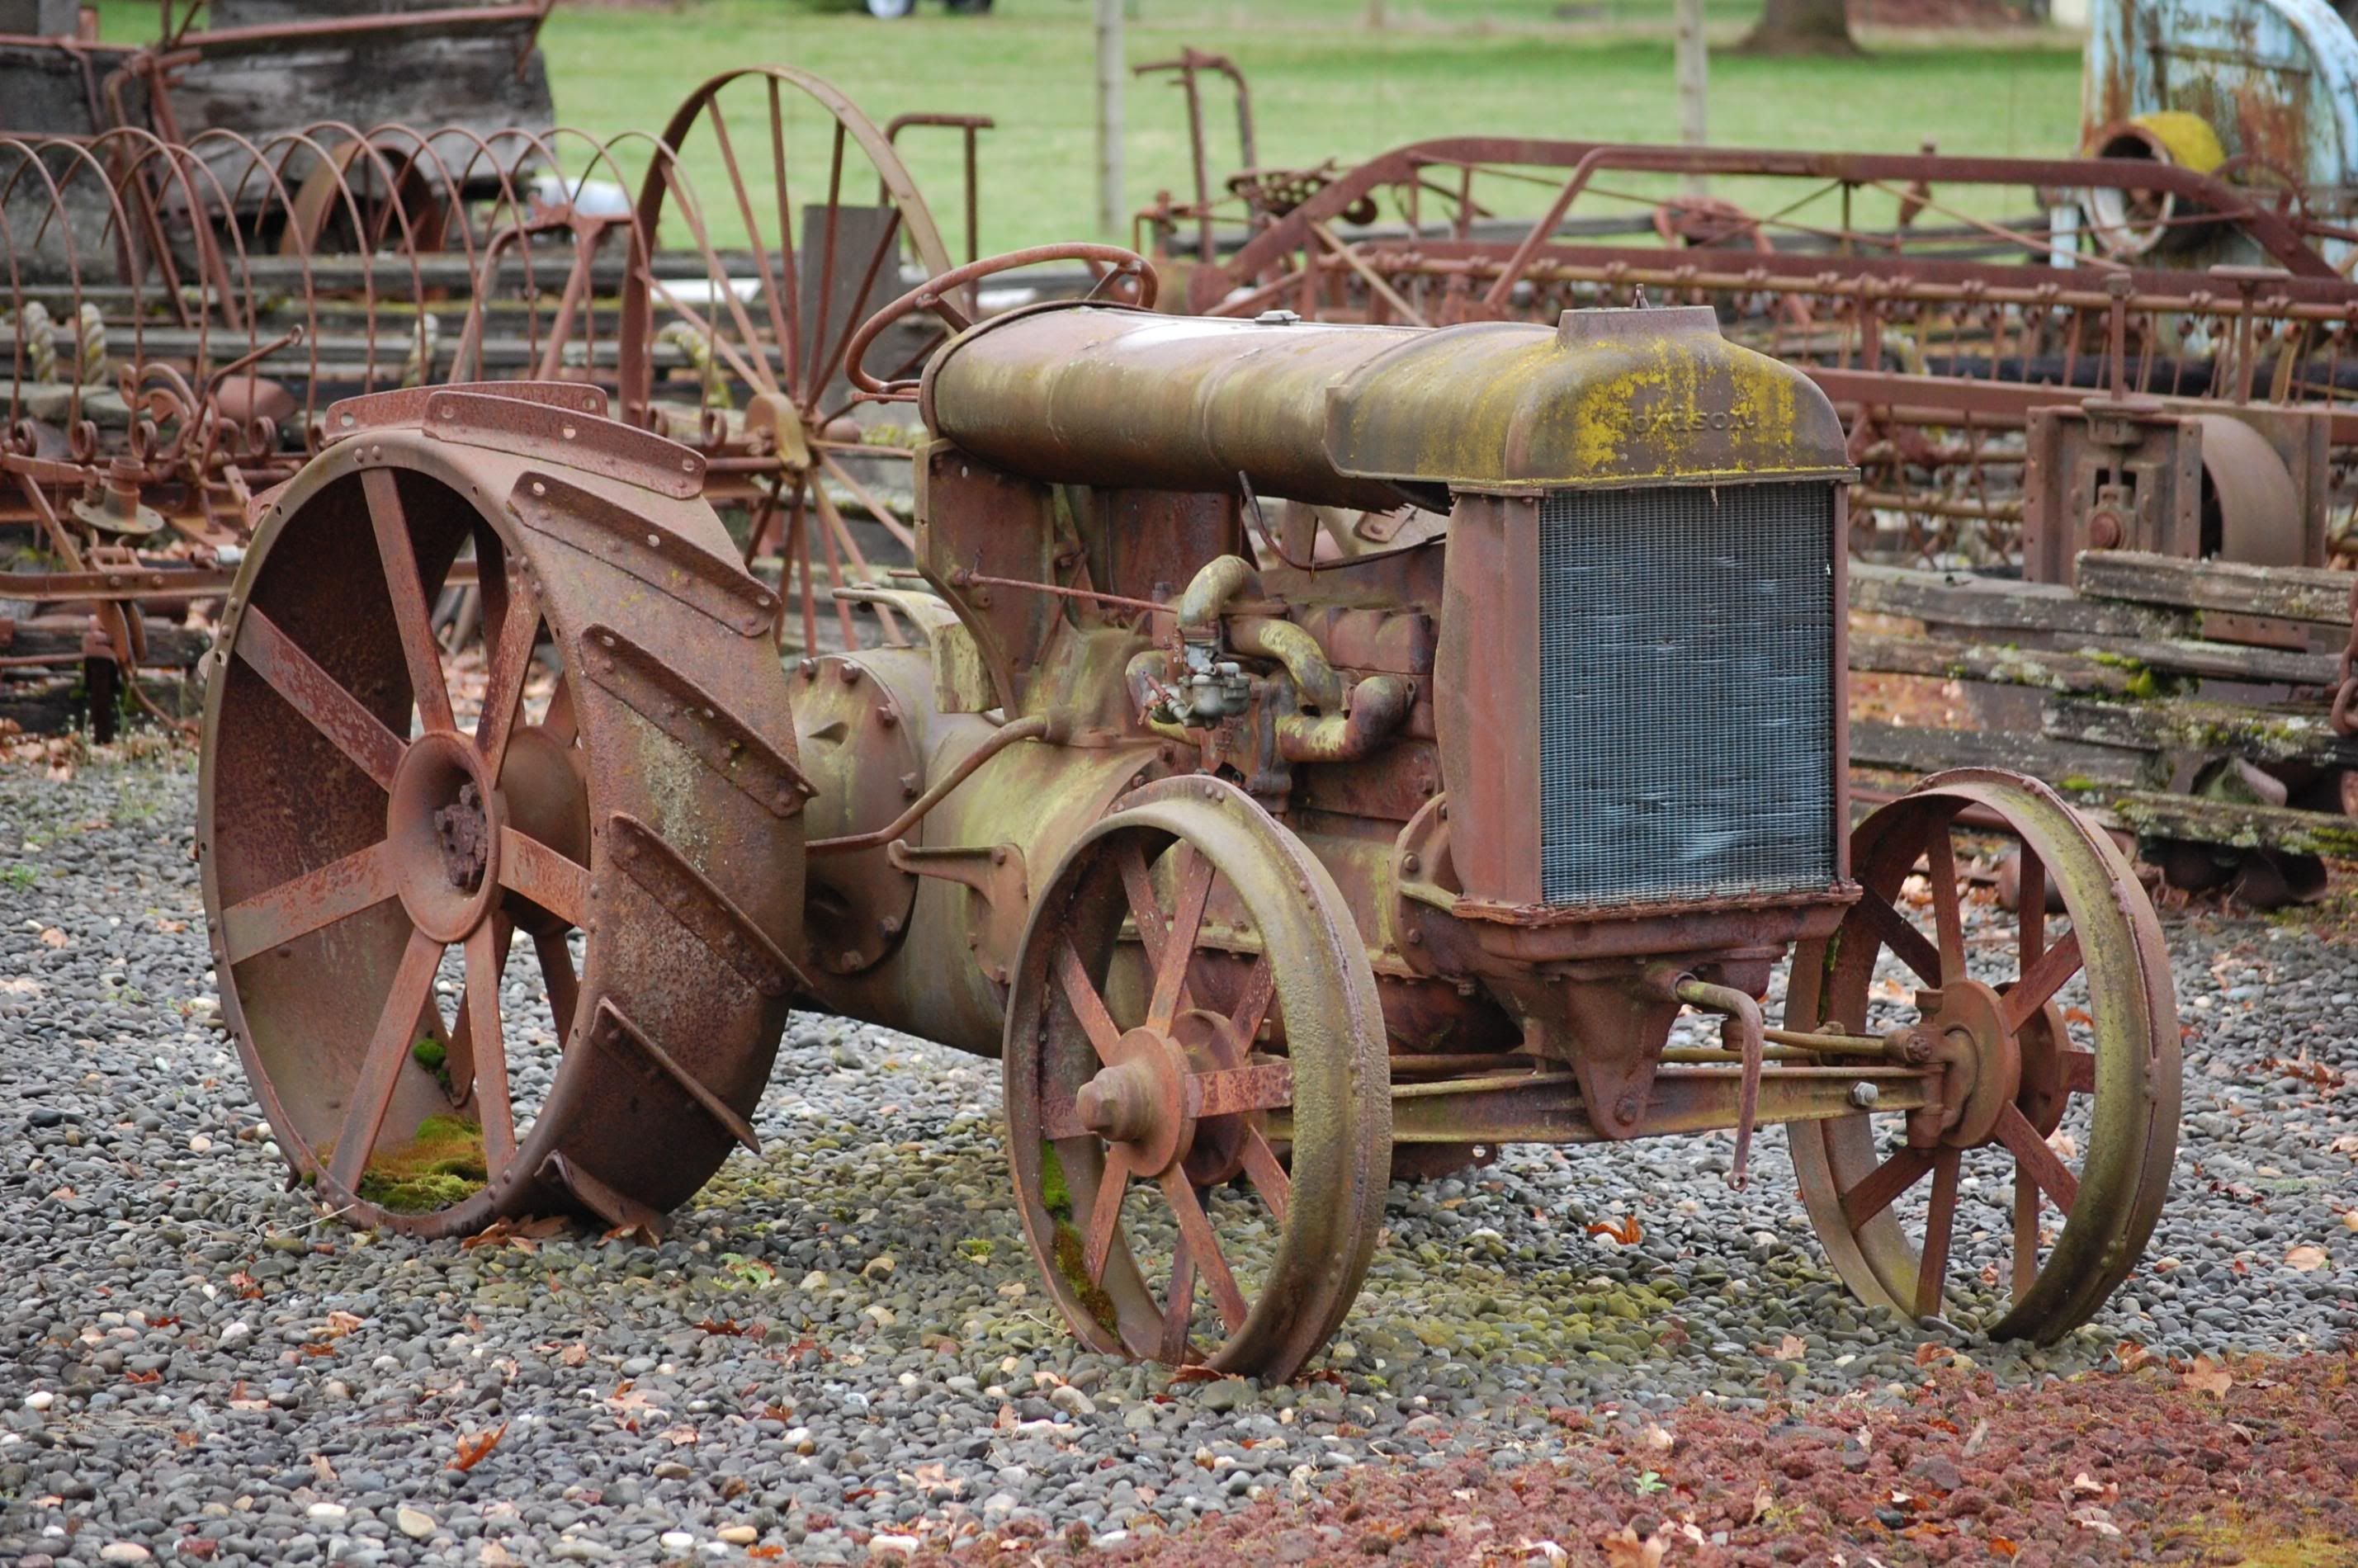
[1004,777,1391,1381]
[1787,769,2179,1340]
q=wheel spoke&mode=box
[361,469,456,735]
[1080,1164,1127,1286]
[541,678,578,747]
[1915,1147,1961,1318]
[766,77,806,383]
[2001,931,2084,1036]
[1855,890,1943,990]
[442,914,513,1105]
[1226,954,1275,1049]
[1186,1061,1294,1118]
[1924,829,1965,980]
[1994,1103,2080,1216]
[1239,1128,1291,1226]
[2017,847,2046,971]
[496,827,589,930]
[234,604,406,791]
[702,100,798,380]
[2059,1048,2096,1095]
[1840,1144,1935,1230]
[1149,848,1214,1030]
[1160,1222,1198,1363]
[1159,1170,1248,1333]
[220,839,397,965]
[462,920,518,1179]
[475,584,541,779]
[1117,840,1170,970]
[2011,1177,2040,1303]
[1053,939,1125,1065]
[327,925,445,1195]
[533,928,583,1045]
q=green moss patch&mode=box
[356,1114,488,1214]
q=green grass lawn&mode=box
[96,0,2086,252]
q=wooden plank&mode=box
[1849,561,2183,639]
[2073,551,2356,627]
[2098,791,2358,858]
[1850,631,2134,693]
[1850,720,2159,788]
[2046,695,2358,768]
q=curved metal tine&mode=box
[328,925,447,1195]
[496,829,590,931]
[532,928,584,1047]
[1148,848,1214,1032]
[462,919,518,1178]
[234,604,407,791]
[1914,1147,1963,1319]
[1054,939,1125,1065]
[644,264,781,400]
[1159,1170,1248,1332]
[219,840,399,965]
[361,468,456,735]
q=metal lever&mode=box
[1670,976,1765,1189]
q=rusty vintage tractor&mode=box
[196,253,2181,1381]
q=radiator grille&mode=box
[1537,481,1837,905]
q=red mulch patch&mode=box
[951,1353,2358,1566]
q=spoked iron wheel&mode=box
[1786,769,2180,1339]
[620,66,958,656]
[200,393,807,1237]
[1004,777,1391,1381]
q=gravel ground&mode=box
[1,748,2354,1566]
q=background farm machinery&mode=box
[1132,0,2358,899]
[0,64,1018,737]
[196,281,2182,1381]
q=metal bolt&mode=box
[1401,852,1421,875]
[878,709,898,729]
[1847,1081,1881,1108]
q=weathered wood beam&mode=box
[2046,695,2358,768]
[1849,561,2183,639]
[1850,720,2159,788]
[2073,551,2356,627]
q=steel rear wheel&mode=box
[1786,769,2180,1340]
[200,396,808,1237]
[1004,777,1392,1382]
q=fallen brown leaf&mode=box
[38,927,66,948]
[2183,1356,2233,1399]
[1770,1334,1807,1363]
[450,1424,507,1471]
[2285,1244,2328,1272]
[1584,1216,1643,1246]
[1600,1524,1667,1568]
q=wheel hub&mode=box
[387,730,503,943]
[1916,978,2021,1149]
[1077,1027,1193,1177]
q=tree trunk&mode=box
[1737,0,1863,55]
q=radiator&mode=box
[1536,481,1838,904]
